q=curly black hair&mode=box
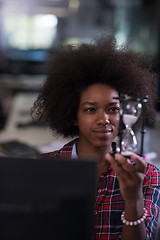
[32,36,157,137]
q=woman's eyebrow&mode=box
[81,102,96,106]
[108,101,120,106]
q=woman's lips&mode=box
[93,128,113,135]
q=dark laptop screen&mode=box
[0,156,96,240]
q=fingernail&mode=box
[106,153,110,157]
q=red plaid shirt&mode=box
[43,138,160,240]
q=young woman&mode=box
[32,36,160,240]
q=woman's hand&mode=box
[105,153,146,202]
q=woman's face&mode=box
[75,83,120,154]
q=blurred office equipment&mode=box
[0,0,159,103]
[0,140,40,158]
[0,0,159,88]
[0,92,72,156]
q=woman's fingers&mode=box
[105,153,131,182]
[105,153,146,182]
[130,153,147,174]
[105,153,146,201]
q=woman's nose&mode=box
[97,113,110,125]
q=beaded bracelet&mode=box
[121,208,147,226]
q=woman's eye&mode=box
[84,108,96,112]
[108,107,120,113]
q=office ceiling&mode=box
[0,0,69,7]
[0,0,142,8]
[0,0,74,17]
[0,0,144,17]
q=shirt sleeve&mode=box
[143,163,160,239]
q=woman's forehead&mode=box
[80,83,119,101]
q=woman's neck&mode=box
[76,140,112,160]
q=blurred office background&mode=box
[0,0,160,167]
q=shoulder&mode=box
[144,162,160,187]
[41,138,78,158]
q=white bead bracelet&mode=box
[121,208,147,226]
